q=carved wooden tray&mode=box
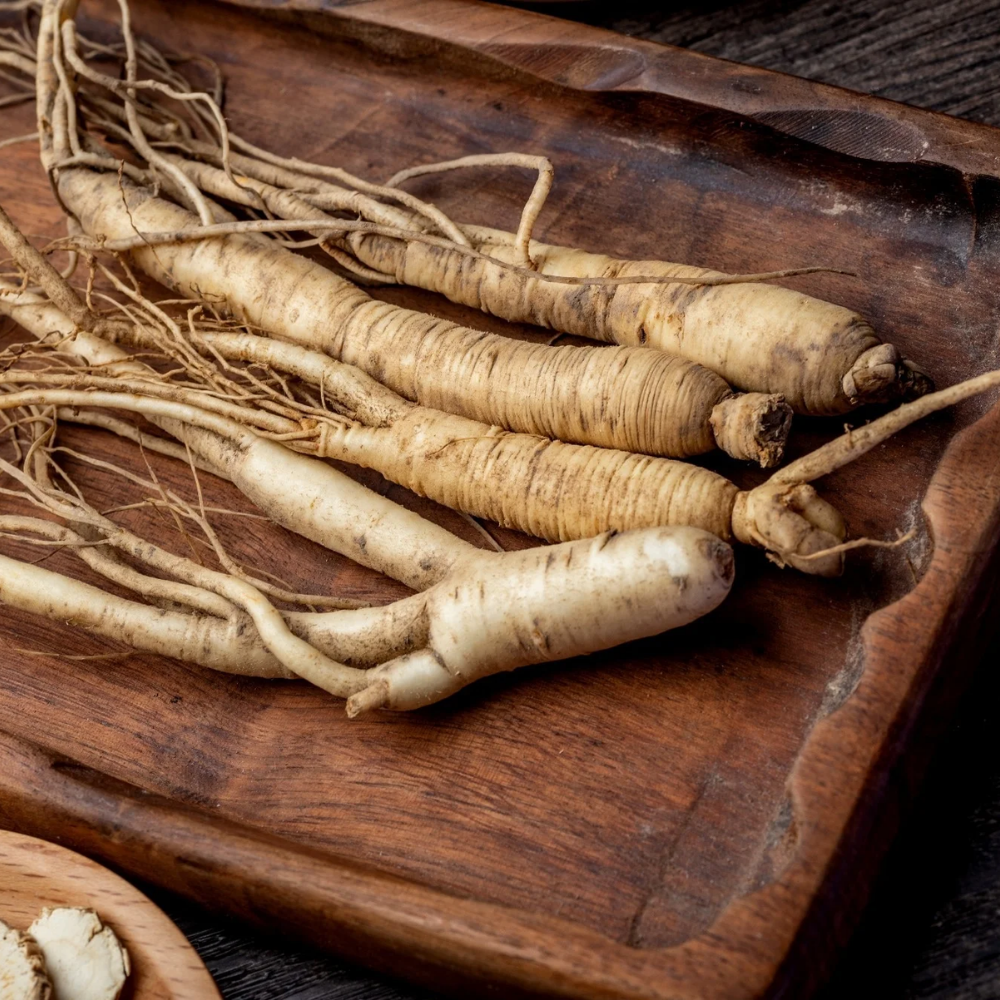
[1,1,999,997]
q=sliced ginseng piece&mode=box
[27,908,130,1000]
[0,919,52,1000]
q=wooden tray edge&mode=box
[4,398,995,1000]
[202,1,1000,992]
[0,730,731,1000]
[220,0,1000,177]
[2,3,999,996]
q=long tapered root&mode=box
[771,367,1000,489]
[0,549,291,677]
[336,224,933,415]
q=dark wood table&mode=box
[144,2,1000,996]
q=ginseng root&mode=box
[345,222,932,416]
[0,514,736,712]
[143,152,794,465]
[0,317,736,712]
[0,381,736,711]
[19,10,798,465]
[52,24,925,419]
[55,168,790,464]
[0,285,842,574]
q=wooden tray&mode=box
[1,1,999,997]
[0,830,221,999]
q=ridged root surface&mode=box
[59,169,772,458]
[348,227,929,416]
[324,410,740,543]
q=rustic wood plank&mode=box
[0,1,996,1000]
[155,3,1000,997]
[574,0,1000,125]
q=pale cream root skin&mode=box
[0,549,292,677]
[1,290,838,574]
[214,437,474,590]
[0,296,479,593]
[0,486,736,711]
[295,526,735,676]
[346,525,735,714]
[56,169,783,461]
[289,593,429,669]
[28,908,129,1000]
[349,227,925,416]
[0,919,52,1000]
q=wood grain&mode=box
[576,0,1000,125]
[134,4,1000,998]
[0,0,999,997]
[0,830,220,999]
[222,0,1000,176]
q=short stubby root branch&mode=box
[732,482,847,577]
[710,392,792,467]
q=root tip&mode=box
[711,393,793,466]
[843,344,930,407]
[346,679,389,719]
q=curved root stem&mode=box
[388,153,554,269]
[772,369,1000,488]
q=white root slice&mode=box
[26,909,129,1000]
[0,919,52,1000]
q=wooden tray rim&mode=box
[227,0,1000,177]
[2,2,1000,997]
